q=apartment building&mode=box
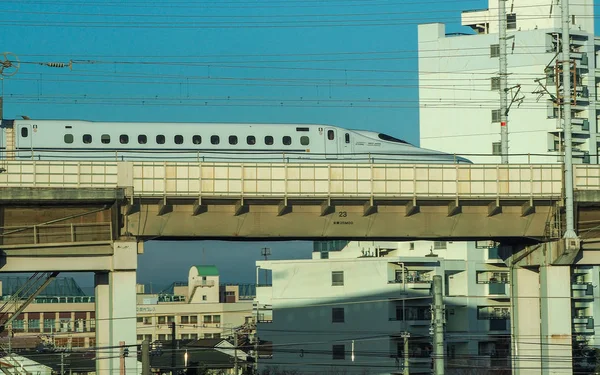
[417,0,600,371]
[136,265,254,343]
[418,0,597,164]
[0,266,255,352]
[255,241,510,374]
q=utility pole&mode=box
[171,322,176,375]
[402,332,410,375]
[561,0,579,249]
[499,0,509,163]
[119,341,125,375]
[142,340,150,375]
[234,332,238,375]
[60,351,65,375]
[432,275,444,375]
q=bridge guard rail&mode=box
[0,161,566,200]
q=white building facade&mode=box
[418,1,600,373]
[419,0,597,164]
[255,241,511,375]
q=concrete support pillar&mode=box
[95,241,138,374]
[540,265,573,374]
[511,267,541,375]
[512,264,574,375]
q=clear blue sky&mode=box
[1,0,597,287]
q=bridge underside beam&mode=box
[124,198,558,241]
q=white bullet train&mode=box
[0,119,470,163]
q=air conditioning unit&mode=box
[216,324,220,328]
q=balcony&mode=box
[477,306,510,320]
[476,271,509,284]
[198,280,215,287]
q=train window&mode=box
[192,135,202,145]
[377,133,410,144]
[64,134,74,144]
[345,133,350,144]
[174,135,184,145]
[138,135,147,144]
[21,127,28,138]
[229,135,238,145]
[327,130,335,140]
[83,134,92,144]
[120,134,129,144]
[265,136,274,145]
[156,135,165,144]
[101,134,111,144]
[247,136,256,145]
[300,136,310,146]
[211,135,220,145]
[296,127,309,132]
[282,136,292,145]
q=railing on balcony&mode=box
[476,271,509,284]
[477,306,510,320]
[390,307,432,322]
[198,280,215,287]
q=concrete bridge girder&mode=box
[124,197,560,241]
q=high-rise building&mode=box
[255,241,511,374]
[418,1,600,373]
[419,0,596,164]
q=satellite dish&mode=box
[1,52,20,77]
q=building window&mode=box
[492,142,502,155]
[490,44,500,58]
[265,136,274,145]
[136,317,143,323]
[158,334,166,341]
[202,295,207,301]
[43,319,55,333]
[156,135,165,144]
[320,251,329,259]
[490,319,507,331]
[229,135,238,145]
[282,136,292,145]
[83,134,92,144]
[204,315,212,323]
[64,134,74,144]
[507,13,516,30]
[409,242,415,250]
[213,315,221,323]
[247,135,256,145]
[181,316,189,324]
[491,109,502,123]
[120,134,129,144]
[433,241,447,250]
[174,135,184,144]
[332,271,344,286]
[28,319,40,332]
[332,308,345,323]
[101,134,111,144]
[211,135,220,145]
[193,135,202,145]
[300,136,310,146]
[491,77,500,91]
[138,135,147,144]
[190,315,198,324]
[332,344,345,360]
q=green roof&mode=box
[194,265,219,276]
